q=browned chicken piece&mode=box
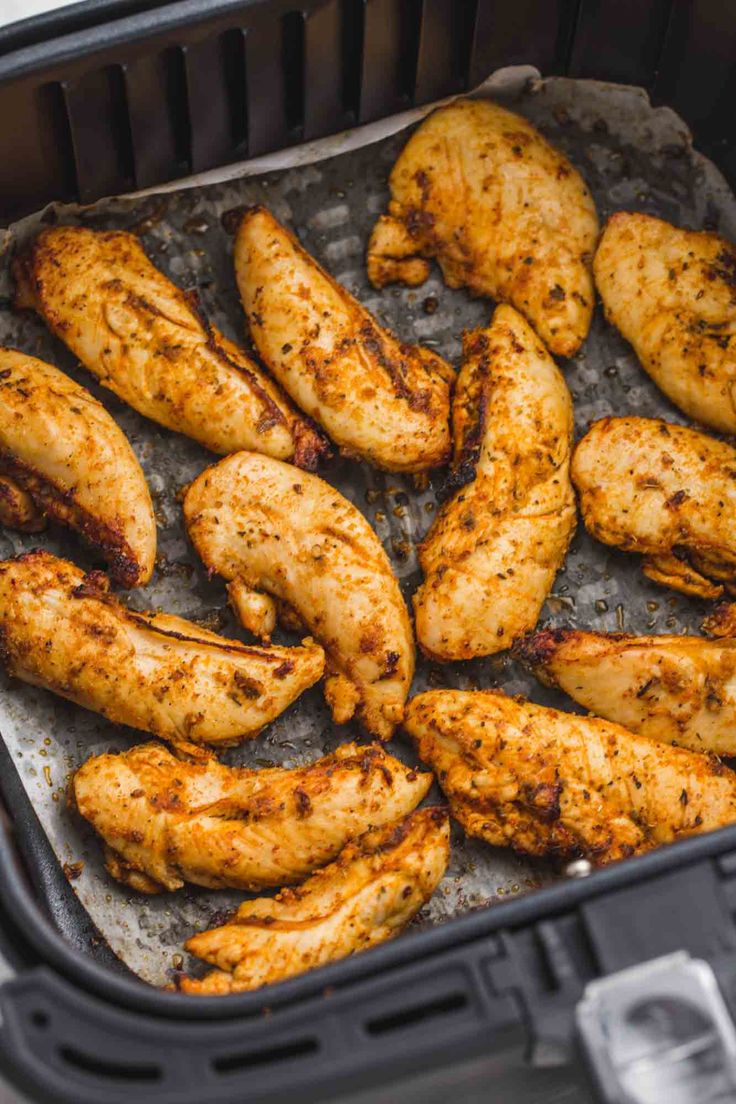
[184,452,414,740]
[234,206,452,473]
[367,98,599,357]
[179,808,449,994]
[13,226,326,468]
[594,213,736,433]
[572,416,736,599]
[0,347,155,586]
[414,305,575,660]
[72,740,431,893]
[516,627,736,756]
[0,551,324,752]
[405,690,736,865]
[0,475,44,533]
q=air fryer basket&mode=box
[0,3,735,1103]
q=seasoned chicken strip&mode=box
[0,348,155,586]
[572,416,736,598]
[516,627,736,756]
[414,306,575,659]
[594,213,736,433]
[406,690,736,865]
[367,99,599,357]
[73,741,431,893]
[0,551,324,751]
[0,475,44,533]
[13,226,325,468]
[184,452,414,739]
[234,206,452,472]
[180,808,449,994]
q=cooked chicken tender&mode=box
[184,452,414,739]
[572,416,736,598]
[180,808,449,994]
[594,213,736,432]
[0,551,324,751]
[0,348,155,586]
[13,226,325,468]
[414,306,575,660]
[516,627,736,756]
[367,98,599,357]
[405,690,736,865]
[234,206,452,472]
[73,741,431,893]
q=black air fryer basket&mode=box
[0,3,735,1103]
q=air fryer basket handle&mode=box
[0,962,525,1104]
[3,847,736,1103]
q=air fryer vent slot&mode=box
[162,45,191,174]
[62,64,135,202]
[59,1046,162,1082]
[282,10,306,135]
[212,1035,319,1074]
[340,0,364,119]
[221,27,248,154]
[365,991,468,1036]
[451,0,480,84]
[40,81,76,204]
[397,0,423,102]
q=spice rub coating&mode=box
[414,305,575,659]
[184,452,414,739]
[0,474,45,533]
[235,206,452,472]
[72,740,431,893]
[13,225,326,468]
[180,808,449,994]
[517,626,736,755]
[0,347,155,586]
[572,416,736,599]
[367,98,598,357]
[0,550,324,751]
[594,212,736,433]
[405,690,736,865]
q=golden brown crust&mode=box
[517,627,736,755]
[183,452,414,740]
[594,212,736,433]
[179,808,449,993]
[13,226,327,468]
[234,206,452,473]
[405,689,736,865]
[0,347,155,586]
[572,416,736,598]
[0,474,45,533]
[72,741,432,892]
[367,99,599,357]
[0,550,324,750]
[413,305,575,659]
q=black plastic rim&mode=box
[0,0,172,56]
[0,0,266,78]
